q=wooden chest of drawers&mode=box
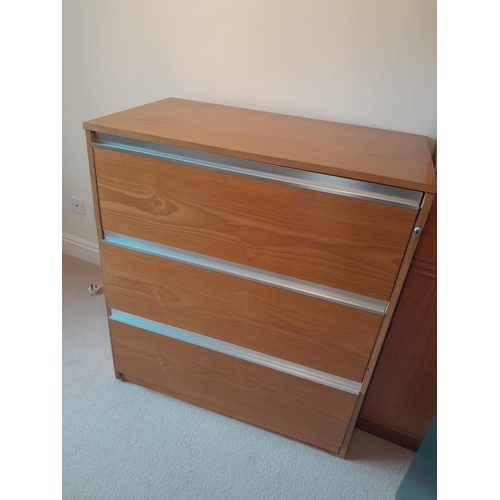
[83,98,436,456]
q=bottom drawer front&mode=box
[109,320,358,454]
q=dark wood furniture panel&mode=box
[357,196,437,450]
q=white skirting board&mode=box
[62,233,100,266]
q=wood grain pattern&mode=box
[101,244,383,382]
[357,261,437,448]
[356,192,436,450]
[338,193,435,457]
[94,148,417,301]
[109,320,358,454]
[84,99,438,457]
[84,98,436,192]
[354,155,437,450]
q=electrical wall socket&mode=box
[71,197,86,215]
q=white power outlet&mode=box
[71,197,86,215]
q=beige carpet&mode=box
[62,252,414,500]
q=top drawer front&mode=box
[93,147,419,301]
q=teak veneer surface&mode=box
[102,244,382,382]
[110,321,358,455]
[359,261,437,443]
[84,98,436,193]
[84,99,437,457]
[94,148,417,301]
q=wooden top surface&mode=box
[83,98,436,193]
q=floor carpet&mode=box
[62,253,414,500]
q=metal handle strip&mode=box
[103,231,387,315]
[110,309,363,395]
[93,133,423,210]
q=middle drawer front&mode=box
[101,244,383,382]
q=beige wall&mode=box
[63,0,436,262]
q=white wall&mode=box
[63,0,436,263]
